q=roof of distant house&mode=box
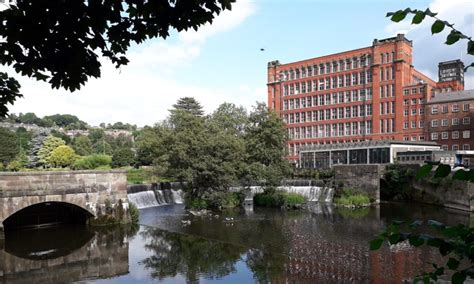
[427,90,474,104]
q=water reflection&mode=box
[0,225,137,284]
[0,203,471,283]
[140,227,244,283]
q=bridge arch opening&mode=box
[3,202,94,231]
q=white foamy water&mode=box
[128,189,185,209]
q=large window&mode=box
[349,149,367,164]
[331,150,348,165]
[369,148,390,164]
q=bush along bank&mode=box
[254,190,307,210]
[334,188,371,208]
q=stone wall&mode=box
[411,176,474,212]
[333,165,383,203]
[0,170,129,231]
[381,164,474,212]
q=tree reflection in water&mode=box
[139,227,245,283]
[139,225,290,283]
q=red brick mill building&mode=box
[267,34,466,162]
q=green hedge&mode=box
[73,154,112,170]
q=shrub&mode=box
[221,192,244,208]
[127,168,148,184]
[186,198,209,210]
[49,145,77,168]
[285,192,306,206]
[128,203,140,224]
[73,154,112,170]
[334,190,370,206]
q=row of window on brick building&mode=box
[431,130,471,142]
[282,72,373,96]
[284,105,373,124]
[440,144,471,151]
[280,54,372,81]
[279,51,397,82]
[287,121,374,140]
[430,117,471,127]
[431,103,470,114]
[283,89,373,110]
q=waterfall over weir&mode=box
[128,184,184,209]
[241,185,334,203]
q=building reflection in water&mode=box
[0,225,136,284]
[136,203,464,283]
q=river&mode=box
[0,202,471,283]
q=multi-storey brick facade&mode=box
[267,34,464,161]
[425,90,474,151]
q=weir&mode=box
[127,184,184,209]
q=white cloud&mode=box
[7,0,257,127]
[385,0,474,89]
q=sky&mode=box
[6,0,474,127]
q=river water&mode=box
[0,202,472,283]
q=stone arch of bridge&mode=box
[2,201,95,231]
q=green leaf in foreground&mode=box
[412,11,426,24]
[445,30,462,45]
[416,164,432,179]
[434,164,451,178]
[431,20,445,34]
[452,169,471,181]
[370,238,384,250]
[452,272,466,284]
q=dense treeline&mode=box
[1,112,137,131]
[1,97,291,208]
[0,126,135,171]
[134,97,291,208]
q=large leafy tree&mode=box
[72,135,93,156]
[37,135,66,167]
[0,0,235,116]
[49,145,77,168]
[28,131,48,168]
[171,97,205,118]
[0,127,20,167]
[146,99,291,208]
[243,103,291,187]
[112,147,135,167]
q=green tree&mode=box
[28,131,48,168]
[171,97,205,117]
[89,128,106,144]
[211,103,248,136]
[135,126,167,166]
[243,103,291,188]
[0,127,20,167]
[112,147,135,168]
[15,127,32,153]
[37,135,66,167]
[18,112,42,125]
[0,0,235,116]
[49,145,77,168]
[50,129,72,145]
[72,135,93,156]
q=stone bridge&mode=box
[0,170,129,234]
